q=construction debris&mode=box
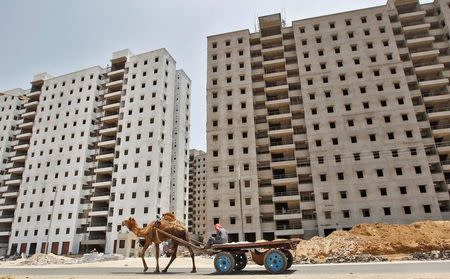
[18,253,125,266]
[20,253,75,265]
[296,221,450,263]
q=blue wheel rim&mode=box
[265,251,285,273]
[215,254,232,273]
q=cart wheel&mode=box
[283,250,293,269]
[214,252,236,274]
[264,249,287,274]
[234,253,248,271]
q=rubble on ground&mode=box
[18,252,125,265]
[296,221,450,263]
[20,253,75,265]
[77,253,125,263]
[410,250,450,261]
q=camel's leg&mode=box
[162,243,178,273]
[140,240,151,272]
[187,246,197,273]
[154,243,160,273]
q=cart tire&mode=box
[233,253,247,271]
[214,252,236,274]
[283,250,293,269]
[264,249,287,274]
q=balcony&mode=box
[265,84,289,94]
[264,70,287,80]
[2,191,19,198]
[103,91,122,101]
[107,68,125,77]
[0,204,16,210]
[91,195,110,202]
[274,225,304,236]
[23,101,39,109]
[21,111,36,119]
[272,173,297,184]
[270,157,297,168]
[437,142,450,154]
[92,181,112,188]
[273,191,300,202]
[0,230,11,237]
[260,34,282,43]
[261,45,284,55]
[274,209,302,220]
[87,226,108,232]
[13,144,30,151]
[93,166,113,174]
[96,153,115,161]
[88,208,109,217]
[262,57,286,68]
[441,160,450,172]
[26,91,41,98]
[8,167,24,174]
[406,36,435,48]
[16,132,32,140]
[102,102,120,112]
[105,79,123,88]
[399,10,426,22]
[18,122,33,129]
[10,155,27,162]
[269,141,295,152]
[428,107,450,120]
[419,78,449,90]
[265,96,290,107]
[268,125,293,136]
[99,127,118,136]
[267,110,291,121]
[0,215,14,223]
[97,139,116,148]
[415,64,444,75]
[431,124,450,137]
[5,179,21,186]
[101,114,119,124]
[411,49,440,62]
[423,92,450,103]
[403,23,430,35]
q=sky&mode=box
[0,0,432,150]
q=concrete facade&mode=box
[0,48,190,256]
[0,88,27,255]
[187,149,206,237]
[206,0,450,241]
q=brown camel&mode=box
[121,213,196,273]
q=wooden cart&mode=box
[211,239,299,274]
[155,228,299,274]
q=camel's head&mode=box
[122,217,137,230]
[162,212,176,222]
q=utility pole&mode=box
[237,163,244,241]
[46,186,58,254]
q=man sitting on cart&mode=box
[205,223,228,248]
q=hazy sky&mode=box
[0,0,432,150]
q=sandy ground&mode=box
[0,257,449,279]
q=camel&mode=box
[121,213,196,273]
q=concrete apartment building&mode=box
[0,48,191,256]
[0,89,27,255]
[187,149,206,237]
[206,0,450,241]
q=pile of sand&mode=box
[20,253,75,265]
[296,221,450,262]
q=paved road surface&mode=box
[1,260,449,278]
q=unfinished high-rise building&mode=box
[188,149,207,237]
[206,0,450,241]
[0,48,191,256]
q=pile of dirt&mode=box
[20,253,75,265]
[296,221,450,263]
